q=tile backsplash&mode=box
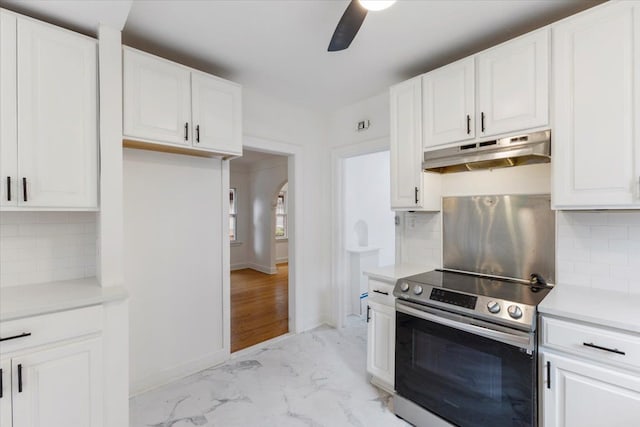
[557,211,640,294]
[396,211,441,268]
[0,212,97,288]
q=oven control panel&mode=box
[429,288,477,309]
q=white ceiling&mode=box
[1,0,602,112]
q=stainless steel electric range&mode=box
[393,195,555,427]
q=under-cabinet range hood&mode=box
[423,130,551,174]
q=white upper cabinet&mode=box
[423,57,475,148]
[476,28,549,138]
[552,2,640,208]
[123,49,191,146]
[0,11,17,208]
[390,77,423,209]
[191,72,242,154]
[0,10,98,209]
[390,77,441,211]
[123,47,242,157]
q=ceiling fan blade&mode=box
[328,0,368,52]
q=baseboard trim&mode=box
[129,348,228,397]
[247,263,278,275]
[230,262,249,271]
[276,257,289,264]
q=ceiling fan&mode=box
[328,0,397,52]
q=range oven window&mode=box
[396,311,535,427]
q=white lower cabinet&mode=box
[366,300,395,391]
[10,338,102,427]
[0,359,11,427]
[542,352,640,427]
[0,307,104,427]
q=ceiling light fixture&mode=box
[358,0,396,12]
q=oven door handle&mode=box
[396,301,535,352]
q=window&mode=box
[229,188,237,241]
[275,189,287,239]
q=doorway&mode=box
[229,149,290,352]
[331,138,395,328]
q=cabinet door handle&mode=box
[414,186,419,204]
[17,364,23,393]
[184,122,189,141]
[196,125,200,143]
[546,361,551,389]
[6,176,10,201]
[366,306,371,323]
[583,342,626,355]
[481,112,485,133]
[0,332,31,342]
[22,177,27,202]
[466,114,471,135]
[0,368,3,398]
[373,289,389,296]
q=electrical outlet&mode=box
[357,120,370,131]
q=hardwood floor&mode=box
[231,263,289,353]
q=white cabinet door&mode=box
[0,358,11,427]
[423,57,475,148]
[552,2,640,208]
[0,11,17,208]
[16,18,98,208]
[543,352,640,427]
[123,48,192,146]
[477,28,549,138]
[191,72,242,155]
[367,301,395,388]
[11,338,102,427]
[390,77,423,209]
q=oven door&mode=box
[395,301,536,427]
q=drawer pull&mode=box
[366,306,371,323]
[373,289,389,296]
[583,342,626,356]
[0,332,31,342]
[0,368,3,398]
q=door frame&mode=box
[330,137,390,328]
[231,135,302,336]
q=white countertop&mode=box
[539,284,640,334]
[363,263,432,282]
[0,277,128,322]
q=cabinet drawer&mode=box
[368,279,395,306]
[0,305,103,355]
[541,316,640,370]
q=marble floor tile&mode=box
[130,317,410,427]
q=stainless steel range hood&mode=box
[423,130,551,174]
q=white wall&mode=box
[276,239,288,263]
[0,211,97,287]
[344,151,395,266]
[249,158,288,274]
[230,168,251,270]
[123,148,225,394]
[557,211,640,294]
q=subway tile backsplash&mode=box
[557,211,640,294]
[0,212,97,288]
[396,211,441,268]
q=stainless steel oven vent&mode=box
[423,130,550,174]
